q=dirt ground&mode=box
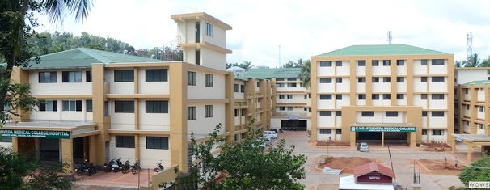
[316,141,350,146]
[418,159,464,171]
[318,156,379,173]
[420,142,452,152]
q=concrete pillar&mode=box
[11,137,18,152]
[381,132,385,147]
[410,132,416,148]
[61,138,74,174]
[89,136,97,163]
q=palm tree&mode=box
[299,60,311,88]
[480,56,490,67]
[465,53,481,67]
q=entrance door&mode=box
[356,132,382,144]
[18,137,36,158]
[39,138,60,162]
[281,120,307,131]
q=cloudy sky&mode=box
[37,0,490,68]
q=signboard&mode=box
[288,116,299,120]
[1,129,70,139]
[351,126,416,133]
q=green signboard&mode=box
[1,129,70,139]
[351,126,416,133]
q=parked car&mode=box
[263,131,278,139]
[359,142,369,152]
[256,137,272,147]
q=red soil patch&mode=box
[318,157,379,173]
[418,159,464,171]
[316,141,350,146]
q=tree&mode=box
[0,0,92,126]
[480,56,490,67]
[283,59,303,68]
[459,154,490,187]
[455,61,464,68]
[168,121,307,189]
[226,61,252,71]
[299,60,311,88]
[464,53,481,67]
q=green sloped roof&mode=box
[24,48,163,70]
[463,80,490,86]
[317,44,446,57]
[240,68,301,79]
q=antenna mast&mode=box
[279,45,281,68]
[387,31,392,44]
[467,32,473,62]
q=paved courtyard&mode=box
[279,131,467,190]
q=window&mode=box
[396,60,405,66]
[479,106,484,112]
[62,100,82,112]
[116,136,135,148]
[309,108,311,112]
[432,59,445,65]
[336,111,341,116]
[146,101,168,113]
[383,77,391,82]
[421,59,428,65]
[319,61,332,67]
[319,129,331,134]
[396,94,404,100]
[372,77,379,82]
[276,83,285,87]
[358,77,366,83]
[432,77,445,82]
[336,129,341,134]
[358,94,366,99]
[335,61,342,66]
[279,107,285,111]
[319,111,331,116]
[422,111,427,116]
[421,94,427,99]
[357,60,366,66]
[383,94,391,100]
[87,100,92,112]
[115,100,134,113]
[205,74,213,87]
[466,104,470,110]
[86,71,92,82]
[196,50,200,65]
[205,22,213,36]
[114,70,134,82]
[39,100,57,112]
[320,78,332,83]
[479,124,484,130]
[432,129,444,135]
[188,107,196,120]
[0,136,12,142]
[432,111,445,117]
[61,71,82,82]
[382,60,391,66]
[287,95,293,99]
[205,105,213,118]
[335,95,342,100]
[386,111,398,117]
[372,60,379,66]
[234,84,239,92]
[287,78,296,81]
[421,77,427,82]
[422,129,427,135]
[361,112,374,116]
[372,94,380,99]
[287,107,293,111]
[38,71,57,83]
[396,77,404,82]
[104,101,109,116]
[276,78,285,81]
[234,109,239,116]
[146,137,169,150]
[465,89,468,94]
[279,95,285,99]
[432,94,445,100]
[146,69,168,82]
[287,83,297,87]
[320,95,332,100]
[336,78,342,83]
[188,71,196,86]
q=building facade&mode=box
[311,44,455,147]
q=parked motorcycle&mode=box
[84,162,97,176]
[104,159,115,172]
[121,160,131,174]
[131,161,141,175]
[154,160,164,172]
[74,163,85,175]
[112,158,123,172]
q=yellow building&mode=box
[311,44,454,148]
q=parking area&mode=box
[278,131,466,190]
[74,169,152,189]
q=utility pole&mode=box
[278,45,282,68]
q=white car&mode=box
[263,131,278,139]
[360,142,369,152]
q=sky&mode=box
[36,0,490,68]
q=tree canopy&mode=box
[299,60,311,88]
[455,53,490,68]
[459,155,490,187]
[226,61,252,70]
[283,58,303,68]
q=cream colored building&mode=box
[311,44,455,147]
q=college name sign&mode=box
[351,126,416,133]
[1,129,70,139]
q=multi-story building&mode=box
[311,44,455,148]
[240,68,311,131]
[1,12,240,176]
